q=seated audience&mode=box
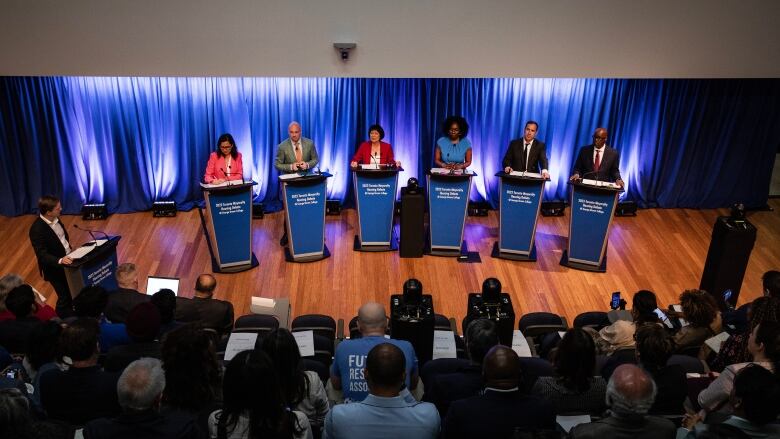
[673,289,721,353]
[150,288,183,337]
[23,320,63,409]
[709,296,780,372]
[0,274,57,322]
[39,318,121,426]
[104,263,149,323]
[104,302,163,372]
[697,321,780,416]
[570,364,676,439]
[0,285,43,353]
[634,323,686,414]
[594,290,662,355]
[763,270,780,299]
[325,343,439,439]
[442,345,555,438]
[532,328,607,415]
[84,358,202,439]
[682,364,780,438]
[209,349,312,439]
[424,318,499,417]
[175,274,234,337]
[73,285,131,353]
[261,329,329,433]
[0,387,74,439]
[331,302,418,403]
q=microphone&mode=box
[74,224,110,244]
[220,168,245,185]
[581,170,602,181]
[371,152,380,168]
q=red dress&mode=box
[351,141,395,165]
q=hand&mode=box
[350,161,358,168]
[302,162,309,170]
[395,160,401,167]
[616,178,625,188]
[569,174,580,182]
[504,166,512,174]
[61,256,73,265]
[542,170,550,179]
[682,413,703,430]
[211,178,225,185]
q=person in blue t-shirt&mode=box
[331,302,419,403]
[434,116,472,170]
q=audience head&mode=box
[150,289,177,325]
[679,289,718,328]
[553,328,596,392]
[0,388,32,438]
[482,345,521,390]
[763,270,780,299]
[73,285,109,318]
[635,323,673,373]
[365,343,405,395]
[464,319,499,364]
[59,318,100,364]
[749,321,780,368]
[161,324,220,410]
[606,364,657,416]
[26,320,63,371]
[443,115,469,139]
[37,194,60,217]
[631,290,661,325]
[260,328,307,407]
[357,302,388,335]
[115,263,139,290]
[125,302,161,342]
[0,273,24,313]
[5,285,36,318]
[746,296,780,331]
[194,274,217,298]
[117,358,166,412]
[730,364,780,426]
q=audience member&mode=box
[710,296,780,372]
[673,289,721,353]
[532,328,606,415]
[634,323,686,414]
[104,302,163,372]
[331,302,419,403]
[0,387,35,438]
[23,320,63,409]
[0,274,57,322]
[763,270,780,299]
[151,288,183,337]
[325,343,439,439]
[39,318,121,426]
[84,358,203,439]
[104,263,149,324]
[424,318,499,417]
[210,349,312,439]
[175,274,234,337]
[570,364,675,438]
[73,285,131,353]
[442,345,555,438]
[594,290,662,355]
[261,329,329,433]
[0,285,43,353]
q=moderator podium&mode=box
[65,236,121,296]
[201,181,258,272]
[561,180,623,272]
[279,171,332,262]
[353,165,402,251]
[492,171,548,261]
[427,169,476,256]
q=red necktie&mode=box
[594,149,601,172]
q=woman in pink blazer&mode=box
[350,124,401,168]
[204,133,244,184]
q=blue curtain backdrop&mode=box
[1,77,778,216]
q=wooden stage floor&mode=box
[2,200,778,330]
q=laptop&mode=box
[145,276,180,296]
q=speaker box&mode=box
[399,187,425,258]
[464,293,516,346]
[699,216,757,307]
[390,294,435,365]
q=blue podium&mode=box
[353,166,401,251]
[491,172,548,261]
[280,172,332,262]
[560,180,623,272]
[426,170,476,257]
[201,181,258,272]
[65,236,121,296]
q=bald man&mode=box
[570,127,624,187]
[570,364,675,439]
[331,302,419,403]
[174,274,234,336]
[275,121,319,174]
[442,346,555,438]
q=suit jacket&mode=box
[569,413,676,439]
[84,408,204,439]
[104,341,162,373]
[423,363,482,418]
[572,145,622,182]
[351,141,395,165]
[0,316,42,353]
[442,389,556,439]
[174,296,234,336]
[203,151,244,183]
[40,365,121,425]
[29,216,70,281]
[104,288,150,323]
[502,138,549,173]
[275,137,319,173]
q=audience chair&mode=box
[518,312,568,338]
[302,358,330,384]
[233,314,280,337]
[667,354,706,374]
[291,314,337,341]
[573,311,610,331]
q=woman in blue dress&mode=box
[434,116,472,170]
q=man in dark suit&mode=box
[502,120,550,178]
[570,127,624,186]
[105,263,149,323]
[28,195,74,317]
[442,345,556,438]
[175,274,234,337]
[0,285,43,353]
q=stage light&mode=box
[467,201,490,217]
[81,203,108,220]
[151,200,177,217]
[326,200,341,215]
[541,201,566,216]
[615,201,638,217]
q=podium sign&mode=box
[65,236,121,296]
[353,168,400,250]
[427,171,475,255]
[281,173,331,262]
[203,182,257,271]
[495,173,546,260]
[562,182,621,271]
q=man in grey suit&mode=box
[275,121,319,173]
[502,120,550,178]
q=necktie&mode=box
[594,149,601,172]
[294,143,302,162]
[521,143,529,171]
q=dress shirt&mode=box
[40,214,71,258]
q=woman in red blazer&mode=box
[350,124,401,168]
[204,133,244,184]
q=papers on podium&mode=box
[430,168,473,175]
[509,171,542,178]
[581,178,620,189]
[66,239,109,260]
[200,179,246,188]
[360,163,380,170]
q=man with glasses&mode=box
[570,127,624,187]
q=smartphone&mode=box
[653,308,674,328]
[5,369,17,379]
[610,291,621,310]
[723,289,734,309]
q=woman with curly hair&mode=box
[709,296,780,371]
[673,289,721,353]
[434,116,472,170]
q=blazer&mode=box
[104,288,150,324]
[569,413,676,439]
[502,138,549,173]
[29,216,69,281]
[572,144,622,182]
[351,141,395,165]
[203,151,243,183]
[174,296,234,336]
[275,137,319,173]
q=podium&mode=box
[699,216,757,306]
[201,181,258,273]
[492,172,548,261]
[561,180,623,272]
[352,166,401,251]
[65,236,121,297]
[280,172,332,262]
[426,170,476,257]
